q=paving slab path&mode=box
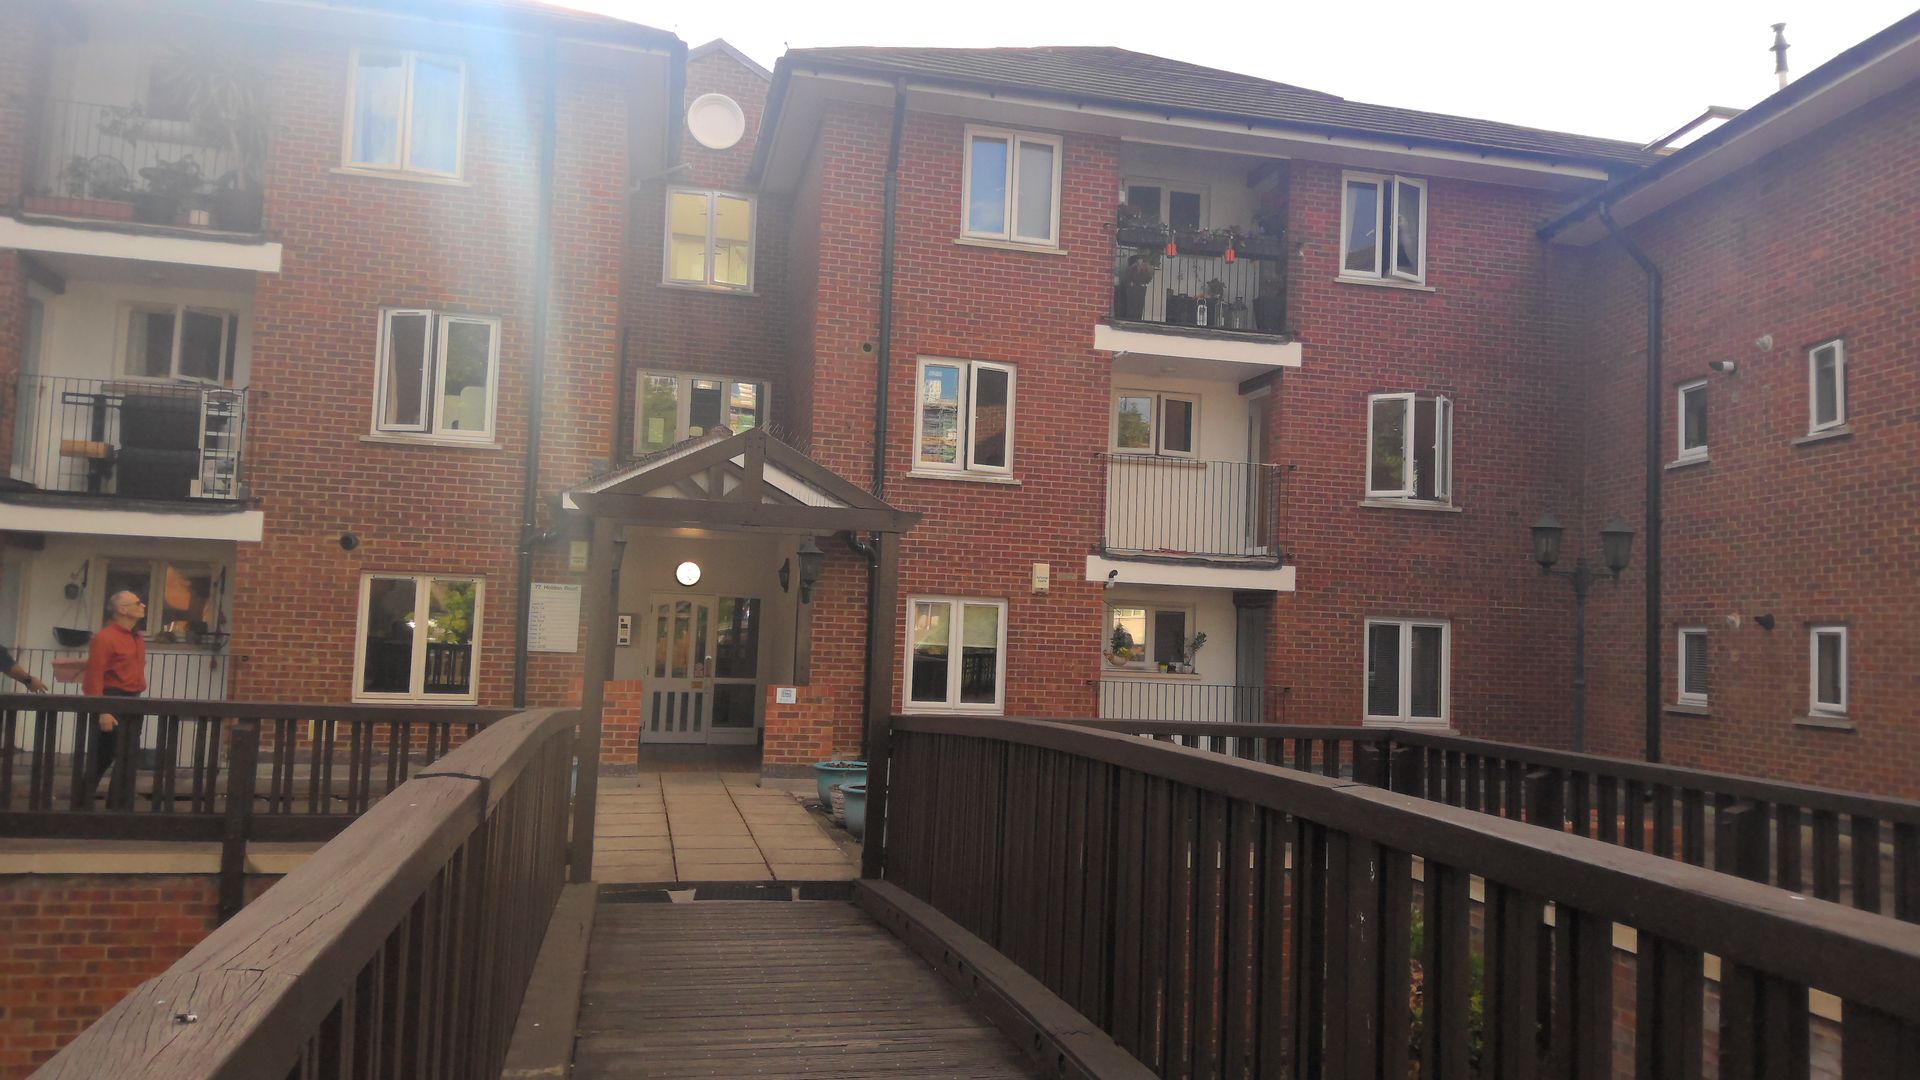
[592,771,858,884]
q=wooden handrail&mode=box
[35,707,579,1079]
[885,715,1920,1077]
[1066,717,1920,919]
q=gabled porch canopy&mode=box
[566,428,919,881]
[568,427,920,535]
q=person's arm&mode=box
[1,646,46,693]
[83,635,116,728]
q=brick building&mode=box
[3,2,1917,796]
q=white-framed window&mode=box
[1123,179,1206,231]
[1340,172,1427,283]
[905,596,1006,712]
[665,189,755,291]
[961,126,1062,247]
[1677,627,1708,707]
[1113,391,1197,457]
[354,574,482,703]
[1366,392,1452,503]
[122,304,239,384]
[1104,604,1197,672]
[101,558,219,643]
[373,308,500,441]
[634,371,765,455]
[1808,339,1847,434]
[345,49,466,178]
[1677,380,1708,461]
[1809,625,1847,718]
[914,357,1014,475]
[1365,618,1449,726]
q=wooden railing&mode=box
[1,694,512,917]
[1074,719,1920,921]
[885,715,1920,1078]
[35,707,578,1079]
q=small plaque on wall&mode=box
[775,686,799,705]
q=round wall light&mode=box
[675,560,702,587]
[686,93,746,151]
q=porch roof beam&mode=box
[569,492,919,535]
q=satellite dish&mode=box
[687,93,747,151]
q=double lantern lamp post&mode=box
[1531,514,1636,753]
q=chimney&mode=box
[1772,23,1790,90]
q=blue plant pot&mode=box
[842,782,867,840]
[812,760,866,806]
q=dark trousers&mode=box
[91,687,144,795]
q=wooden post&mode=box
[570,516,619,884]
[218,720,259,922]
[1389,744,1423,795]
[860,531,901,881]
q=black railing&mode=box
[1101,453,1281,559]
[7,374,248,501]
[1097,679,1283,725]
[1112,225,1287,334]
[21,98,265,231]
[11,645,229,700]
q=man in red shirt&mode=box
[84,591,148,798]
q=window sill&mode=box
[659,280,758,297]
[1793,425,1853,446]
[1666,454,1709,470]
[1666,703,1710,717]
[1362,718,1453,731]
[352,696,482,707]
[953,236,1069,256]
[1358,498,1461,513]
[360,433,504,451]
[1793,713,1855,732]
[903,469,1021,486]
[331,166,472,188]
[1334,275,1436,293]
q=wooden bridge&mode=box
[13,693,1920,1079]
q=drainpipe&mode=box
[513,37,561,708]
[854,80,907,741]
[1598,203,1663,763]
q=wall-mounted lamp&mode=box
[796,537,825,603]
[1104,569,1119,590]
[778,557,792,593]
[1755,613,1776,631]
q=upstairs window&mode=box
[1367,393,1452,503]
[374,309,499,441]
[1341,172,1427,283]
[914,358,1014,476]
[666,190,754,291]
[1677,380,1708,462]
[1113,391,1197,457]
[962,126,1061,247]
[1365,618,1448,726]
[1677,628,1708,706]
[347,50,465,178]
[1808,339,1847,434]
[635,372,764,455]
[1809,625,1847,718]
[123,304,239,384]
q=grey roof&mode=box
[780,46,1657,169]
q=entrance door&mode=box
[642,593,761,745]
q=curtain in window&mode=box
[407,57,463,174]
[352,53,405,167]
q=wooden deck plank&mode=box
[573,901,1041,1079]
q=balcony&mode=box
[1110,220,1289,336]
[1100,453,1280,561]
[1097,678,1284,725]
[19,99,265,233]
[6,375,249,504]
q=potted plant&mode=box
[1199,278,1227,327]
[1236,227,1287,258]
[1114,202,1167,250]
[1183,632,1208,676]
[134,156,206,225]
[1105,624,1137,667]
[155,43,270,231]
[1117,254,1157,321]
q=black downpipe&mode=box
[1598,203,1663,763]
[513,38,562,708]
[859,81,908,725]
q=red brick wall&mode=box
[225,18,627,708]
[1569,83,1920,793]
[1267,161,1581,742]
[0,873,278,1079]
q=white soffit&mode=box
[1086,554,1295,593]
[12,505,265,543]
[1095,323,1301,374]
[0,218,283,274]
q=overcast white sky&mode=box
[557,0,1915,144]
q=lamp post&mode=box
[1531,514,1635,753]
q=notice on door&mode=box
[528,583,582,653]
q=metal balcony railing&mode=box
[21,98,265,231]
[1111,223,1288,334]
[11,646,230,701]
[1097,679,1284,725]
[1100,453,1282,559]
[7,375,248,502]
